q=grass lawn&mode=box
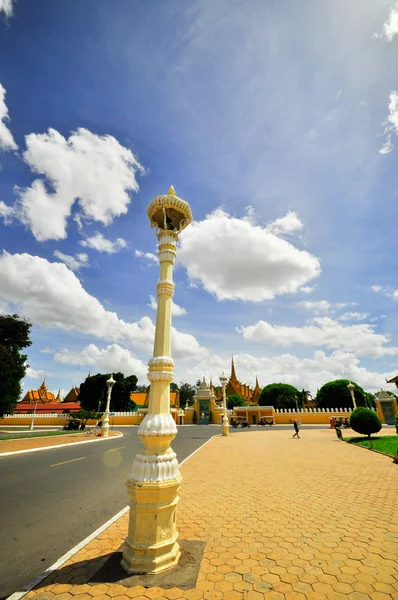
[346,435,398,457]
[0,430,85,441]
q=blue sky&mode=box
[1,0,398,398]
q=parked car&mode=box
[63,419,80,431]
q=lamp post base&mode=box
[101,413,109,437]
[121,476,182,575]
[222,416,229,436]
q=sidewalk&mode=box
[0,430,121,455]
[20,430,398,600]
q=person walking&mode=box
[293,418,300,439]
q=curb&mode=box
[6,435,216,600]
[0,432,123,458]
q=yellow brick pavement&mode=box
[24,430,398,600]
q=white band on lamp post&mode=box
[101,374,115,438]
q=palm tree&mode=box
[297,389,312,408]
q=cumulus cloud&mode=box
[80,232,127,254]
[148,294,187,316]
[0,0,13,16]
[372,285,382,292]
[53,250,89,271]
[379,91,398,154]
[266,211,303,235]
[0,200,14,224]
[380,3,398,42]
[54,343,148,382]
[299,286,313,294]
[25,366,46,379]
[338,312,370,322]
[0,83,17,151]
[178,208,320,302]
[135,249,158,263]
[298,300,352,315]
[0,251,207,361]
[237,316,398,358]
[16,128,144,241]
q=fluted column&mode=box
[121,187,191,575]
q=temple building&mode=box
[211,357,262,405]
[63,386,80,403]
[22,379,60,404]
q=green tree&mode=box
[0,314,32,417]
[78,372,138,412]
[70,409,101,429]
[258,383,300,409]
[316,380,367,410]
[297,389,312,407]
[227,394,247,410]
[135,384,149,392]
[350,406,382,438]
[178,382,197,407]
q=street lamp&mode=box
[219,372,229,436]
[294,395,301,427]
[101,374,115,438]
[347,382,357,409]
[29,400,38,431]
[121,186,192,576]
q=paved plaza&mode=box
[23,429,398,600]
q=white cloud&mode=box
[237,316,398,358]
[380,91,398,154]
[0,251,207,361]
[53,250,89,271]
[16,128,144,241]
[0,200,14,224]
[338,312,370,322]
[0,83,17,151]
[54,343,148,382]
[266,211,303,235]
[148,294,187,316]
[381,3,398,42]
[372,285,382,292]
[40,347,54,354]
[0,0,13,16]
[135,249,158,263]
[298,300,352,315]
[298,300,333,314]
[178,208,320,302]
[25,366,46,379]
[299,286,313,294]
[80,232,127,254]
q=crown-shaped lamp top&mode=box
[147,186,192,233]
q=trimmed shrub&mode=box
[227,394,247,410]
[259,383,300,409]
[316,379,367,410]
[350,407,382,439]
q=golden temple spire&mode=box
[231,355,237,381]
[167,185,176,195]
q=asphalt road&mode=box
[0,424,330,598]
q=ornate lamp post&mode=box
[347,382,357,409]
[29,400,38,431]
[101,374,115,437]
[121,186,192,575]
[219,372,229,436]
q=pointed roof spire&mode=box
[167,185,176,195]
[55,389,61,402]
[255,374,260,390]
[231,355,237,381]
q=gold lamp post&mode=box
[347,382,357,409]
[121,186,192,575]
[219,372,229,436]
